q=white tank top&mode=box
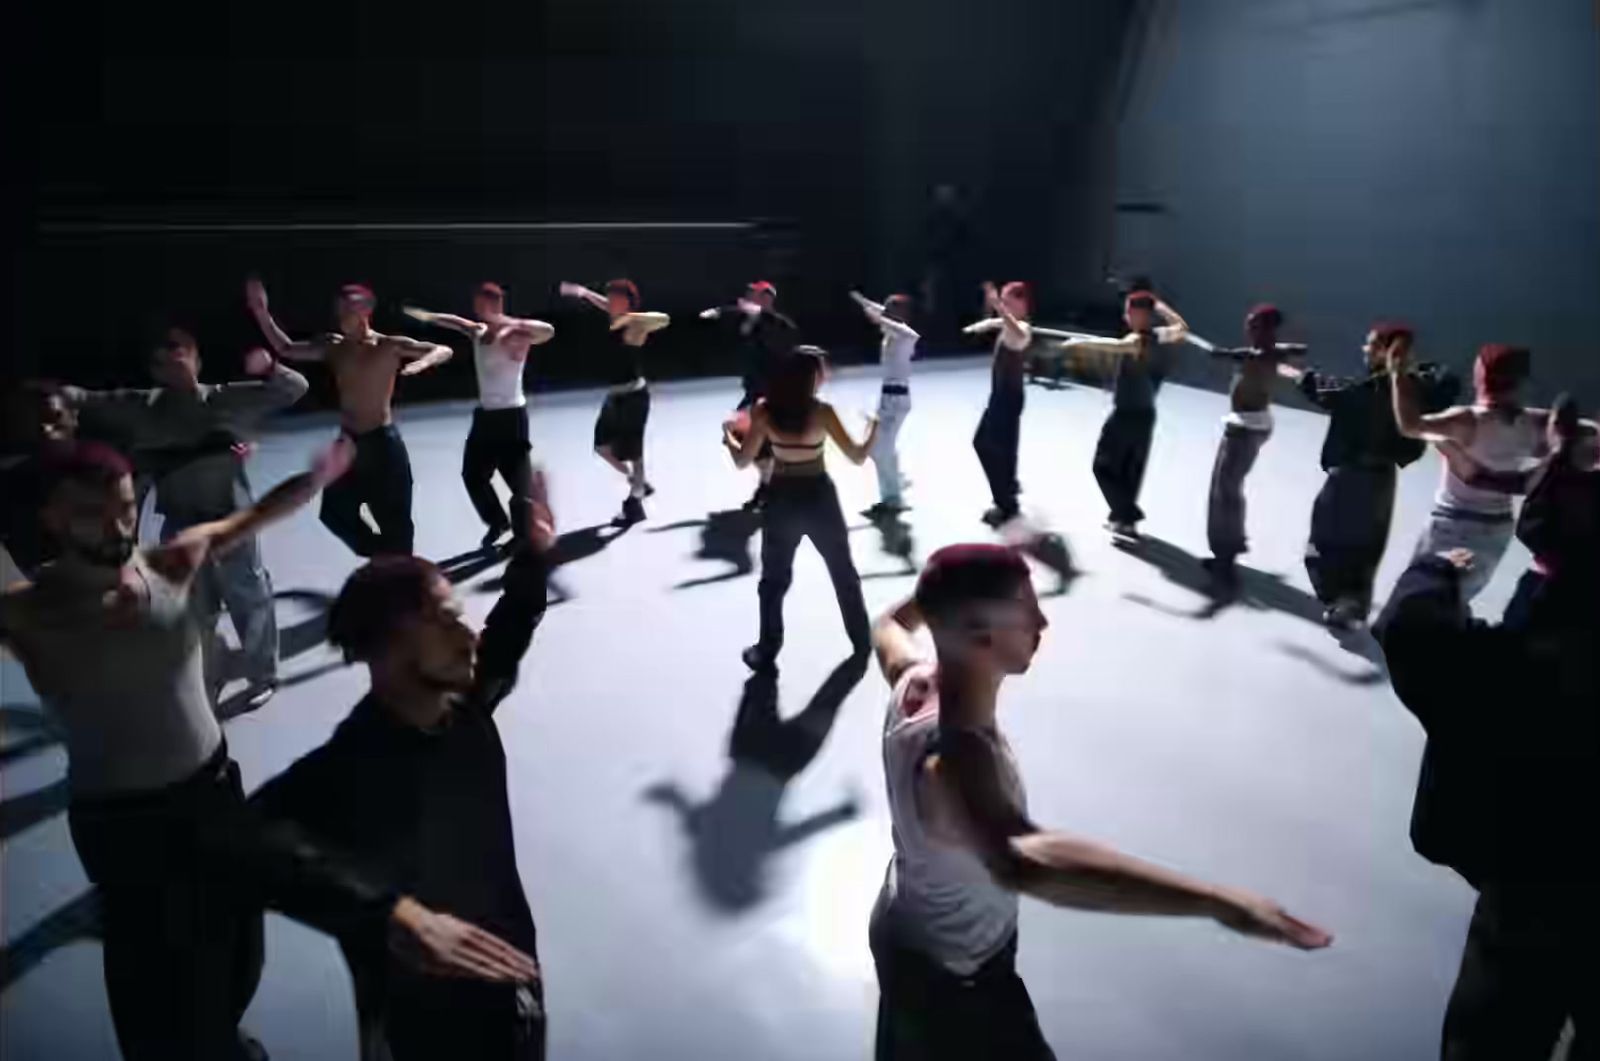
[15,552,222,796]
[880,322,919,387]
[474,330,528,410]
[1437,407,1542,516]
[877,663,1021,974]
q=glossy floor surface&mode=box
[3,360,1510,1059]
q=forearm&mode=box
[1390,371,1425,438]
[251,308,296,356]
[1007,833,1225,918]
[1155,301,1189,336]
[218,364,310,422]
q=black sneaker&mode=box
[643,481,657,498]
[742,485,768,512]
[241,680,279,713]
[613,497,646,527]
[482,524,510,549]
[1106,520,1141,541]
[982,506,1016,527]
[741,645,777,673]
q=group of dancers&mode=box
[0,269,1595,1061]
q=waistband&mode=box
[1432,505,1515,526]
[474,403,528,417]
[881,382,910,396]
[608,377,648,396]
[770,458,827,479]
[1224,409,1273,432]
[341,423,400,442]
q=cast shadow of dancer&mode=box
[642,652,869,913]
[1010,527,1080,599]
[474,523,632,605]
[0,703,63,766]
[1117,534,1381,666]
[0,888,103,994]
[859,510,919,582]
[649,508,760,589]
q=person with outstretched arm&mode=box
[246,277,452,556]
[703,281,799,510]
[852,291,920,516]
[1058,290,1190,540]
[961,281,1036,526]
[250,477,559,1060]
[0,438,532,1060]
[405,282,553,548]
[866,544,1332,1060]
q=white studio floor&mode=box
[1,358,1513,1060]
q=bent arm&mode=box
[871,596,925,688]
[210,360,311,424]
[727,408,770,469]
[822,402,877,465]
[392,336,453,375]
[1393,365,1475,442]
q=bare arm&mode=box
[724,407,771,470]
[821,402,878,465]
[503,319,555,346]
[244,278,327,361]
[390,336,454,377]
[962,318,1003,336]
[1152,298,1190,343]
[871,596,926,688]
[1391,352,1474,443]
[402,306,489,339]
[613,312,671,336]
[851,291,918,338]
[559,282,610,314]
[1059,335,1140,357]
[930,736,1332,948]
[983,283,1032,349]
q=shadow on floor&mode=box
[0,778,70,841]
[0,704,63,766]
[437,544,512,587]
[650,508,760,589]
[474,523,632,604]
[1015,530,1080,598]
[859,510,919,582]
[643,651,869,913]
[0,888,103,994]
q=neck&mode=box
[934,658,1003,730]
[344,322,373,342]
[370,669,454,730]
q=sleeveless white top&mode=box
[877,663,1021,974]
[1437,407,1542,516]
[879,320,919,387]
[473,330,527,410]
[15,552,222,796]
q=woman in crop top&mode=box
[724,346,879,671]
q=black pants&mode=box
[757,473,870,657]
[1441,883,1593,1060]
[972,385,1025,516]
[463,407,534,535]
[870,926,1055,1061]
[323,425,415,557]
[1093,407,1156,525]
[593,387,650,463]
[1304,465,1396,610]
[67,748,264,1061]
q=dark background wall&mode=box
[5,0,1133,397]
[1111,0,1600,404]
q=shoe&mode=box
[863,501,906,519]
[643,481,657,498]
[742,645,777,672]
[1324,599,1365,631]
[742,485,768,512]
[612,497,646,527]
[240,680,279,714]
[982,506,1017,527]
[1106,520,1140,541]
[1201,556,1240,592]
[482,524,510,549]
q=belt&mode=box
[882,382,910,396]
[1433,505,1514,526]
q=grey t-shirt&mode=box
[1110,332,1175,412]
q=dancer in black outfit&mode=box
[250,482,557,1061]
[961,281,1034,526]
[724,347,878,671]
[704,281,800,510]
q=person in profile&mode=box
[868,544,1332,1060]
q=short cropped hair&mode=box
[884,294,914,318]
[1125,291,1157,313]
[914,544,1032,623]
[42,441,131,495]
[1371,321,1415,348]
[606,278,641,310]
[338,283,376,304]
[327,555,444,663]
[747,281,778,300]
[1246,303,1283,329]
[1476,343,1531,396]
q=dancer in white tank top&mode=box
[851,291,920,516]
[1391,343,1553,604]
[404,283,554,547]
[868,545,1331,1061]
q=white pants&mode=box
[872,390,912,503]
[1412,508,1515,603]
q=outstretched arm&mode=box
[613,312,671,338]
[821,402,878,465]
[403,306,490,339]
[930,735,1332,949]
[502,319,555,347]
[559,282,610,314]
[245,278,328,362]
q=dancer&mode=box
[1277,324,1446,630]
[1058,290,1190,540]
[724,347,877,672]
[55,330,310,708]
[868,545,1331,1060]
[1201,304,1306,586]
[0,439,532,1060]
[703,281,799,509]
[851,291,920,516]
[0,381,79,575]
[962,281,1034,526]
[405,283,554,548]
[1374,414,1596,1060]
[246,277,452,557]
[250,482,558,1060]
[1390,342,1555,604]
[560,278,670,525]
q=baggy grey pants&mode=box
[1206,423,1271,561]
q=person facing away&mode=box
[0,439,529,1060]
[724,346,878,672]
[1058,290,1191,539]
[868,544,1332,1061]
[404,282,554,549]
[249,485,558,1061]
[1390,341,1593,606]
[1277,323,1454,631]
[851,290,920,516]
[961,280,1035,527]
[56,327,310,709]
[1202,303,1307,584]
[1373,403,1597,1061]
[246,277,453,557]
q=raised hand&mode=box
[1384,334,1412,372]
[388,897,540,983]
[1213,887,1333,951]
[558,282,587,299]
[1436,548,1476,572]
[699,308,722,321]
[244,277,269,317]
[981,281,1001,310]
[243,346,274,377]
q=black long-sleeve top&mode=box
[713,305,799,395]
[1373,556,1597,889]
[1297,367,1444,472]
